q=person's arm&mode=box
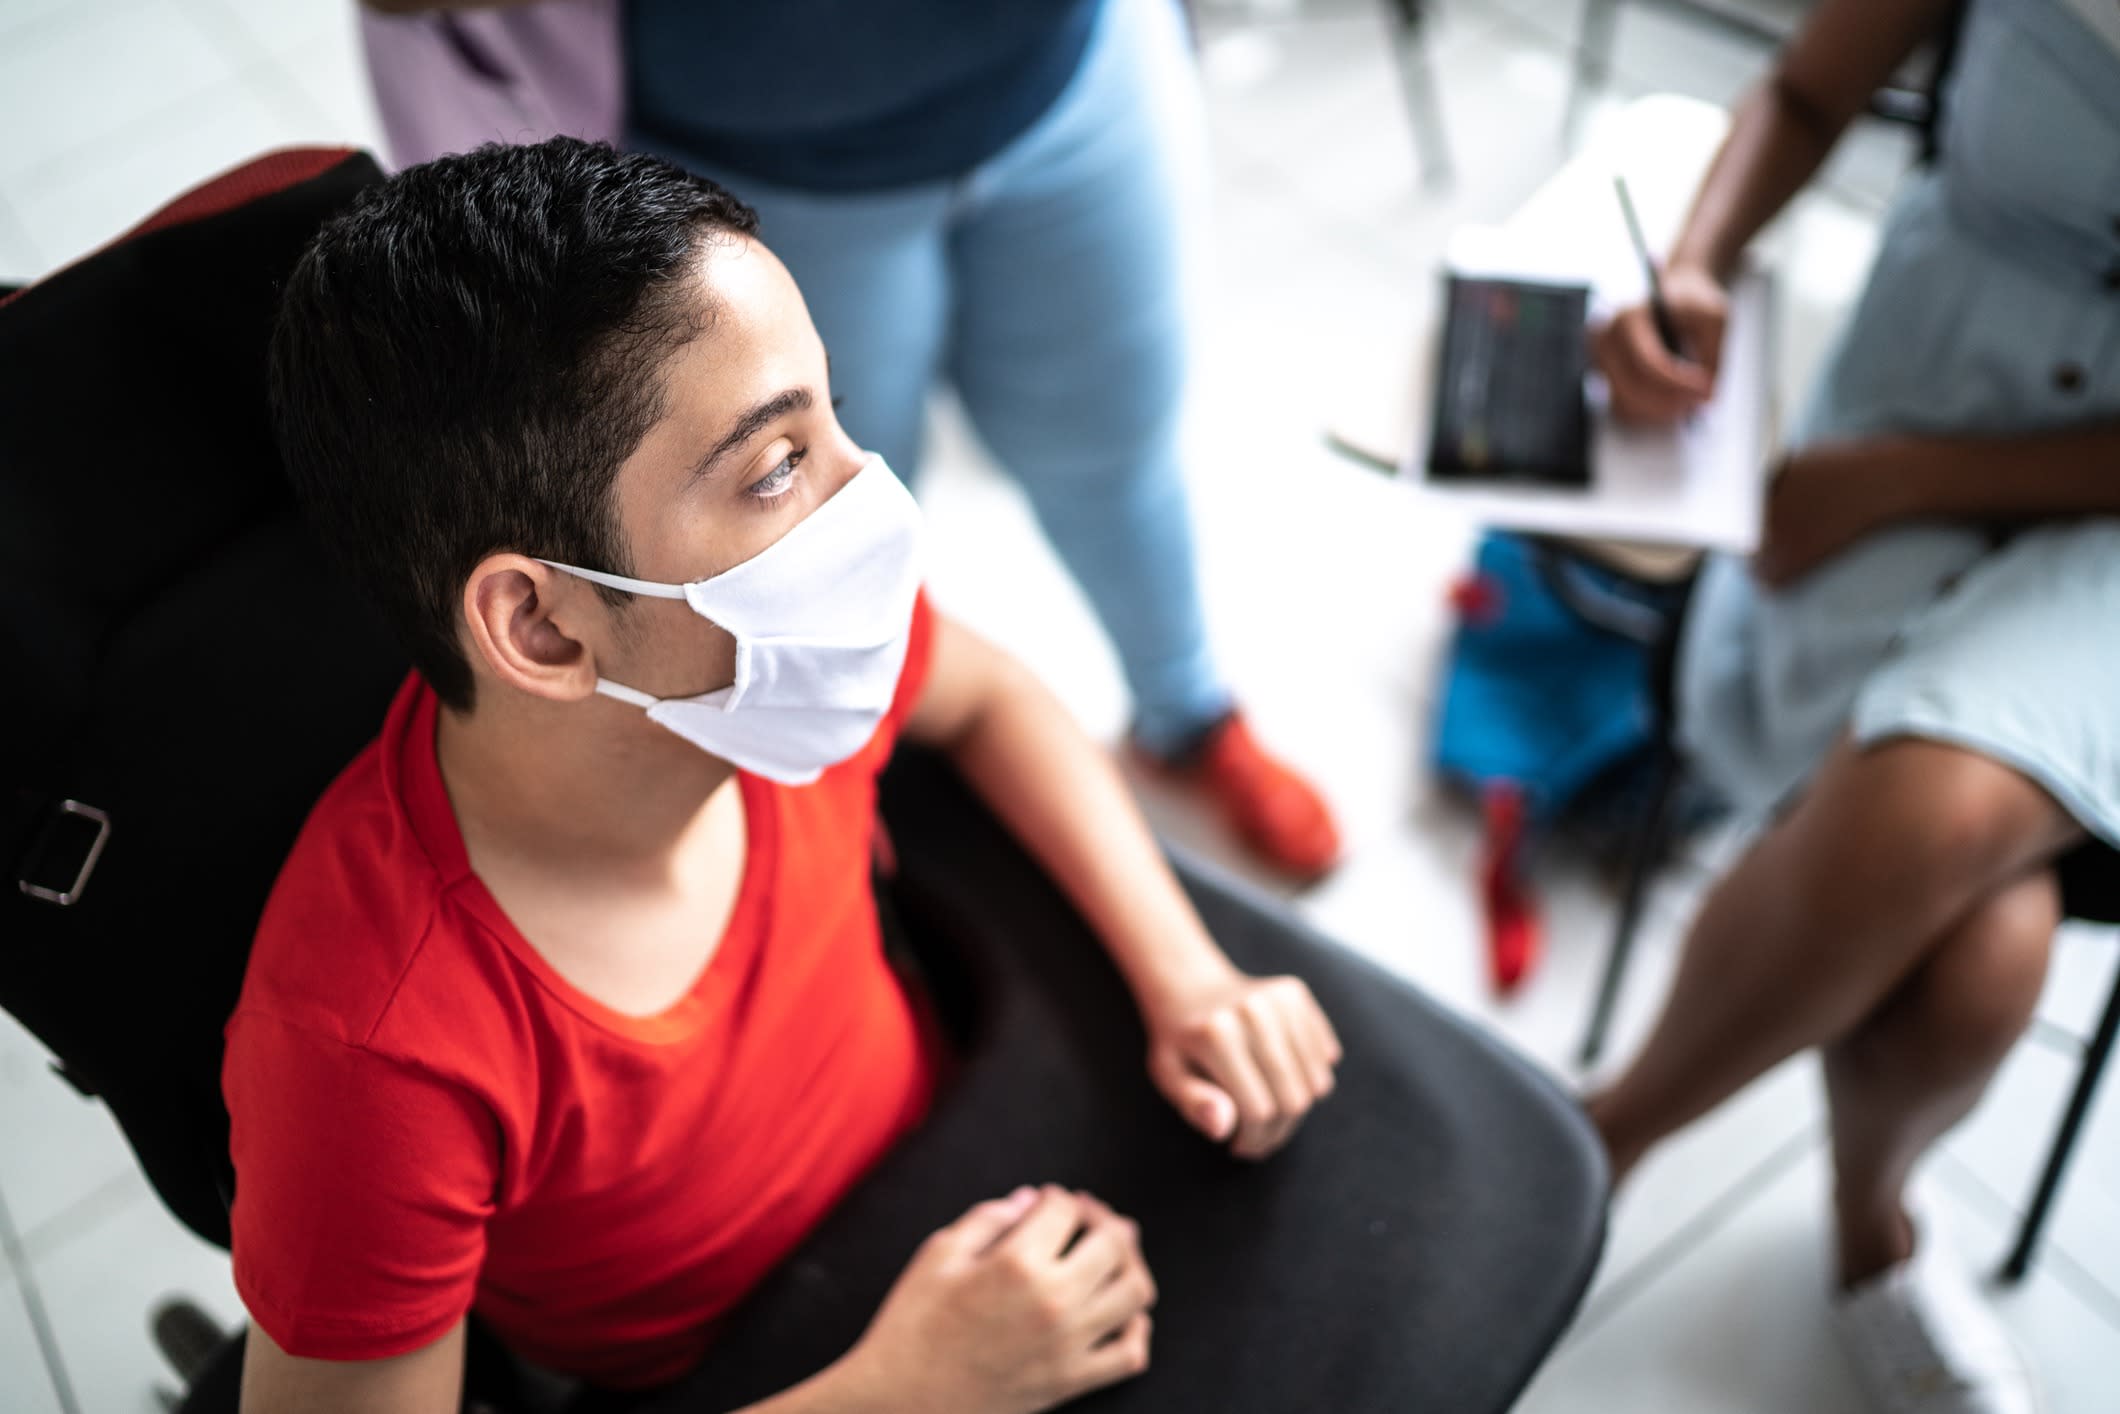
[240,1189,1156,1414]
[241,1322,467,1414]
[904,616,1342,1161]
[239,1317,882,1414]
[1757,425,2120,586]
[1595,0,1957,423]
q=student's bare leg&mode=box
[1586,737,2078,1182]
[1823,867,2055,1284]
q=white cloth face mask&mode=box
[538,455,923,785]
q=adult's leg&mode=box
[942,0,1228,753]
[1824,866,2056,1285]
[627,151,955,481]
[1587,736,2079,1180]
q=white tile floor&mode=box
[2,1,2116,1410]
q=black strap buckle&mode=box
[16,799,111,907]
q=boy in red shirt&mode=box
[228,137,1341,1413]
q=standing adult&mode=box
[360,0,1343,880]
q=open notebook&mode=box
[1406,218,1775,554]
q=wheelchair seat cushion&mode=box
[604,751,1607,1414]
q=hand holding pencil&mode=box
[1591,175,1731,427]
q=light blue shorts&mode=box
[1677,0,2120,844]
[1681,520,2120,846]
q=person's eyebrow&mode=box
[692,387,814,481]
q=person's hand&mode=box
[1145,971,1341,1160]
[1590,263,1729,425]
[842,1186,1156,1414]
[1754,441,1907,589]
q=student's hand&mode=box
[1145,972,1342,1160]
[1591,263,1729,425]
[1754,441,1908,588]
[841,1187,1156,1414]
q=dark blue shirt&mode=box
[625,1,1106,192]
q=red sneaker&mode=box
[1144,711,1343,882]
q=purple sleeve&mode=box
[358,1,624,171]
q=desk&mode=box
[1332,91,1884,578]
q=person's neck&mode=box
[433,686,739,881]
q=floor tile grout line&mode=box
[188,0,299,60]
[1566,1122,1823,1346]
[17,1168,147,1268]
[1,0,336,215]
[0,0,264,199]
[236,56,344,144]
[0,194,47,278]
[6,70,265,209]
[1930,1148,2120,1331]
[0,1184,81,1414]
[0,0,158,56]
[0,36,366,276]
[189,0,343,136]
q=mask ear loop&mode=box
[539,560,689,709]
[534,559,690,599]
[540,559,750,714]
[593,679,660,710]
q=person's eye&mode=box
[746,449,805,505]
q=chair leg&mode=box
[1383,0,1452,187]
[171,1327,245,1414]
[1564,0,1621,146]
[1579,746,1681,1069]
[1999,947,2120,1283]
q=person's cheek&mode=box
[616,606,741,699]
[683,615,741,695]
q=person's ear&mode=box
[459,555,602,703]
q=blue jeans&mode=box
[631,0,1229,753]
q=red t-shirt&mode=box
[224,597,940,1387]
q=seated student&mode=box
[1585,0,2118,1409]
[228,137,1342,1413]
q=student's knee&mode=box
[1905,871,2057,1062]
[1911,747,2057,876]
[1817,739,2073,904]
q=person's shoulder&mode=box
[239,678,467,1050]
[241,749,441,1037]
[824,587,938,786]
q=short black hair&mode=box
[270,137,759,711]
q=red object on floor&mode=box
[1480,783,1541,994]
[1155,711,1343,883]
[1448,571,1506,627]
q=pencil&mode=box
[1613,175,1685,358]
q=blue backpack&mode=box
[1434,532,1689,991]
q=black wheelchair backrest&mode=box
[1,149,403,1248]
